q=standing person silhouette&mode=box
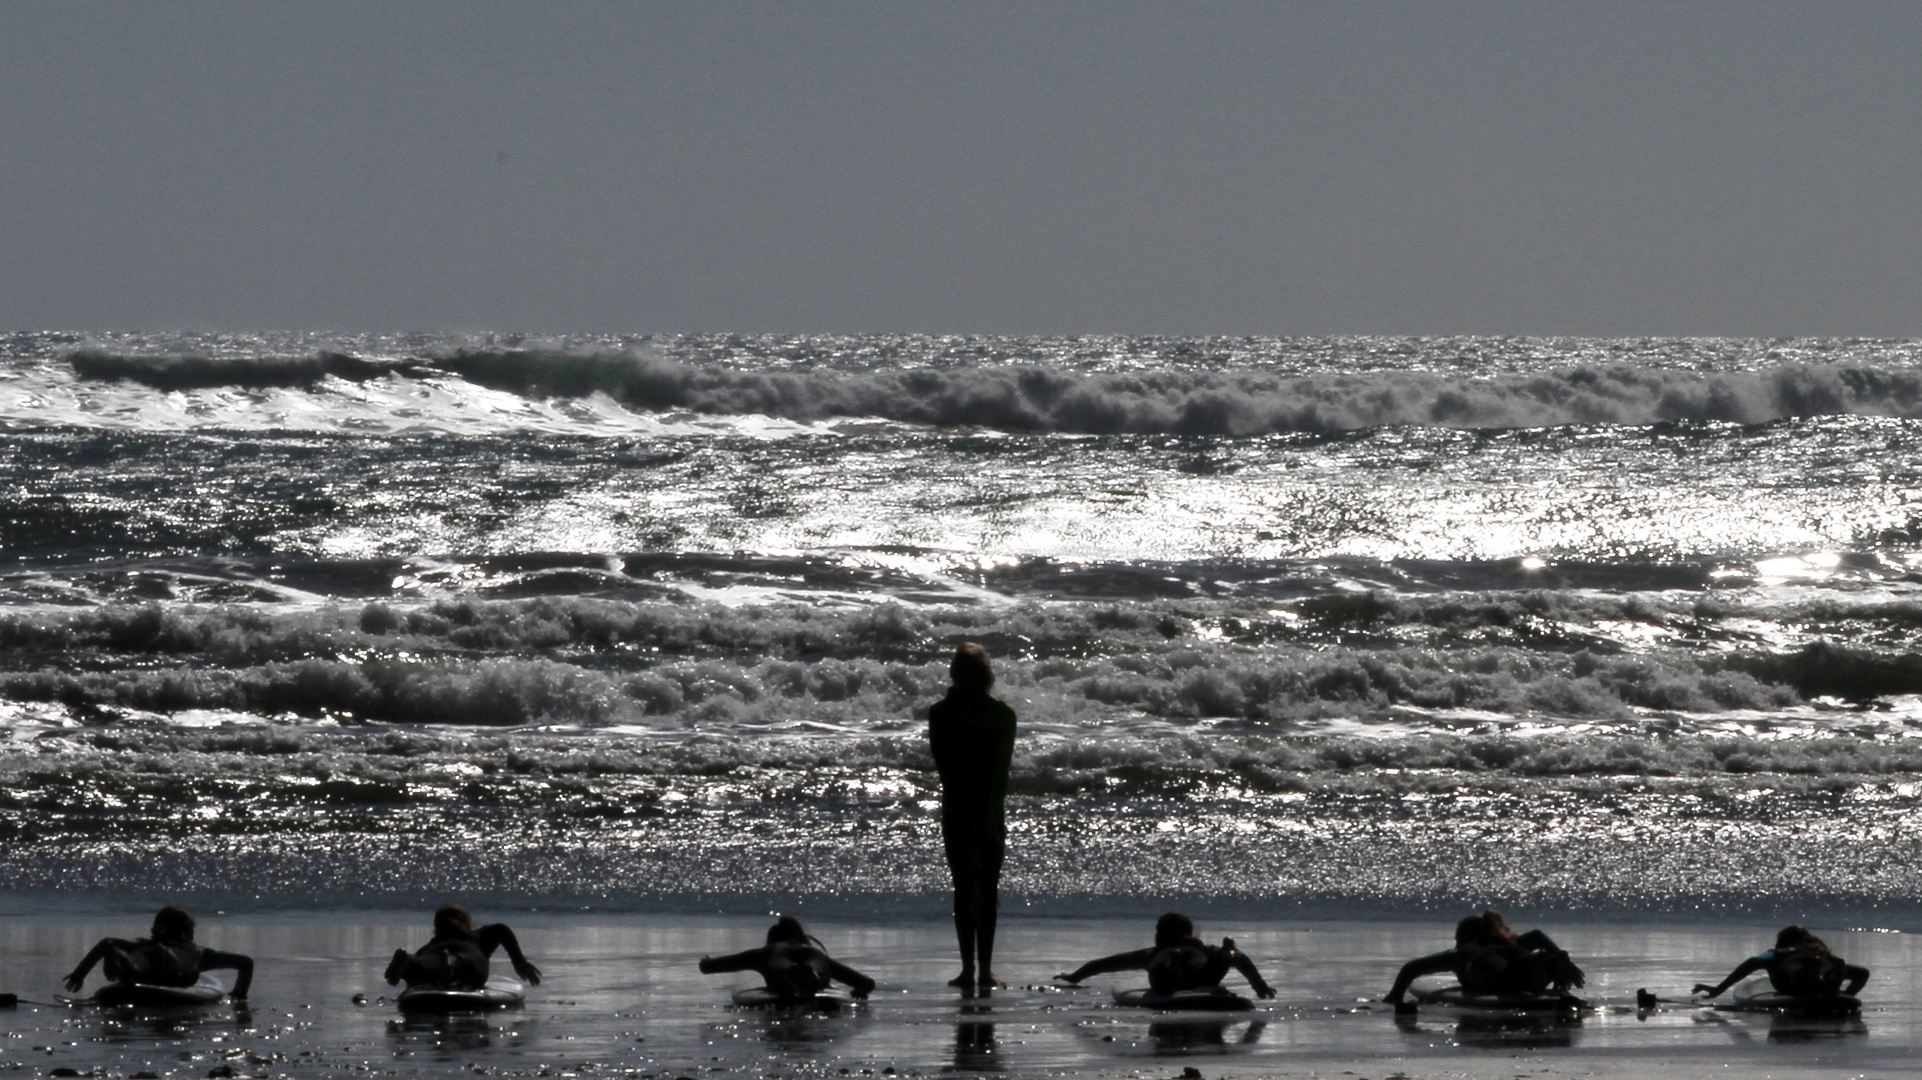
[929,642,1017,997]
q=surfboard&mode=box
[730,987,858,1009]
[396,975,527,1013]
[82,974,226,1007]
[1112,987,1254,1011]
[1717,979,1860,1015]
[1411,985,1585,1012]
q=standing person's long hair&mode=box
[950,642,994,694]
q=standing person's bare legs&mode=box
[946,832,978,992]
[975,832,1006,994]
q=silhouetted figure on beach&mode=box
[1694,925,1869,999]
[929,641,1017,996]
[383,904,542,989]
[64,905,254,999]
[1384,910,1584,1005]
[699,915,876,1000]
[1056,912,1276,998]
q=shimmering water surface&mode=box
[7,332,1922,921]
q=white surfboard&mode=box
[1112,986,1254,1011]
[730,987,858,1009]
[77,973,226,1007]
[1411,984,1585,1012]
[396,975,527,1012]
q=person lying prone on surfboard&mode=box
[1383,909,1583,1005]
[64,905,255,1000]
[1054,912,1276,999]
[1693,925,1868,999]
[698,916,876,1000]
[384,904,542,989]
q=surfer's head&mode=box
[950,642,994,693]
[1775,925,1830,953]
[1154,912,1195,948]
[767,915,810,945]
[151,905,195,944]
[1455,910,1516,946]
[434,904,474,938]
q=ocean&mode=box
[5,332,1922,1075]
[6,331,1922,917]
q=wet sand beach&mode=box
[4,911,1916,1078]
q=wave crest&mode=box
[67,347,1922,434]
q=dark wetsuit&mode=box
[1385,929,1566,1001]
[1701,949,1870,998]
[66,938,255,998]
[393,925,534,989]
[1063,941,1274,997]
[700,942,876,1000]
[928,687,1017,976]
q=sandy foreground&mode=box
[2,911,1914,1079]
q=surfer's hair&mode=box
[1154,912,1195,949]
[766,915,823,948]
[1455,910,1513,946]
[1775,925,1831,954]
[950,642,994,693]
[151,905,195,944]
[434,904,474,938]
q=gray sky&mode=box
[3,1,1919,335]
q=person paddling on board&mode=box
[929,642,1017,997]
[1384,910,1584,1006]
[698,915,876,1001]
[1693,925,1869,999]
[1054,912,1276,999]
[384,904,541,990]
[64,905,254,1000]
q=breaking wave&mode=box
[6,593,1922,733]
[65,347,1922,434]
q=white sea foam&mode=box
[28,343,1922,436]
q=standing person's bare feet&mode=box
[949,971,976,995]
[977,971,1006,996]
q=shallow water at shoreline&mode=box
[3,911,1919,1078]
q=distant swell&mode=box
[69,348,1922,433]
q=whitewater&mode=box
[6,331,1922,919]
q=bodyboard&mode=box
[1112,987,1254,1012]
[1412,985,1585,1012]
[730,987,857,1010]
[1719,979,1860,1015]
[396,975,527,1013]
[87,974,226,1007]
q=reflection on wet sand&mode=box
[1395,1009,1582,1050]
[952,1005,999,1073]
[385,1011,522,1058]
[1766,1013,1869,1044]
[1145,1018,1266,1054]
[92,1003,255,1043]
[706,999,869,1059]
[1684,1008,1871,1046]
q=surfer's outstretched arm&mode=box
[1840,963,1870,996]
[825,958,876,998]
[64,938,138,993]
[64,939,113,992]
[1383,950,1456,1003]
[1692,956,1766,997]
[1228,949,1276,999]
[699,947,769,975]
[476,924,542,985]
[198,949,254,999]
[1056,947,1156,984]
[1516,931,1585,990]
